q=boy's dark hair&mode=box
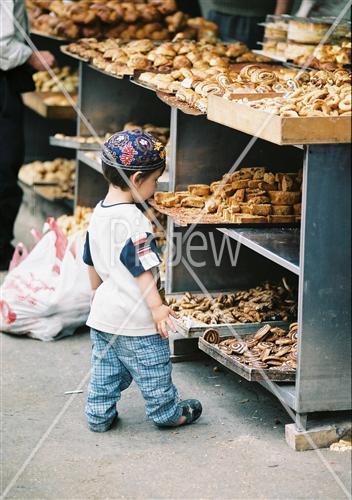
[102,161,165,191]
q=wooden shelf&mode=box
[23,92,76,120]
[207,96,352,145]
[50,135,101,150]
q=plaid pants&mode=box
[86,329,182,430]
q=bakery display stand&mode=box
[63,50,350,445]
[161,100,351,444]
[164,106,302,360]
[21,33,77,227]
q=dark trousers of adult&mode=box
[0,74,25,259]
[208,10,265,49]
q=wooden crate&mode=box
[23,92,76,120]
[174,315,289,338]
[207,95,352,145]
[199,328,296,382]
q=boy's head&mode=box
[101,130,166,201]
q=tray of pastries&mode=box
[167,279,297,338]
[51,122,169,150]
[57,206,93,236]
[151,166,302,226]
[62,36,271,81]
[27,0,218,41]
[199,322,298,381]
[292,40,351,70]
[18,158,75,188]
[138,64,298,114]
[33,66,79,93]
[208,69,351,144]
[50,133,111,150]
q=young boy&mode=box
[83,130,202,432]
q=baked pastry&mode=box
[271,205,293,216]
[154,191,174,204]
[268,191,301,205]
[181,196,205,208]
[188,184,211,196]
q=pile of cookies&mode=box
[232,71,351,117]
[154,166,302,224]
[18,159,75,190]
[33,66,79,93]
[57,206,93,236]
[203,322,298,371]
[167,281,297,325]
[27,0,217,41]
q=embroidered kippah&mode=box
[101,130,166,171]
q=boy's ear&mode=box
[130,171,143,186]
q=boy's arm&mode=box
[87,265,102,303]
[136,270,176,338]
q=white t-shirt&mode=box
[83,201,161,336]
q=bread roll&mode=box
[232,179,249,189]
[268,191,300,205]
[188,184,210,196]
[271,205,293,216]
[249,204,272,216]
[181,196,205,208]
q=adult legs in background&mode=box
[86,330,133,432]
[0,76,24,270]
[208,11,265,48]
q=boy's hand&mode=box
[151,304,177,338]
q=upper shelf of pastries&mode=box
[27,0,218,41]
[259,14,351,70]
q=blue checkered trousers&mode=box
[86,329,183,431]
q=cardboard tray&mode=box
[149,199,300,227]
[60,45,90,63]
[199,327,296,382]
[88,64,127,79]
[207,95,352,145]
[22,92,76,120]
[173,314,289,339]
[157,92,205,115]
[31,30,68,41]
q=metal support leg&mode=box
[296,144,351,415]
[295,412,308,432]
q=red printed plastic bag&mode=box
[0,220,90,341]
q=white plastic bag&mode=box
[0,218,91,341]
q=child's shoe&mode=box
[179,399,202,425]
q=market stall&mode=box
[8,4,352,440]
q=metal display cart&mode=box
[58,55,351,433]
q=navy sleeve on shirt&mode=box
[83,231,94,266]
[120,232,161,277]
